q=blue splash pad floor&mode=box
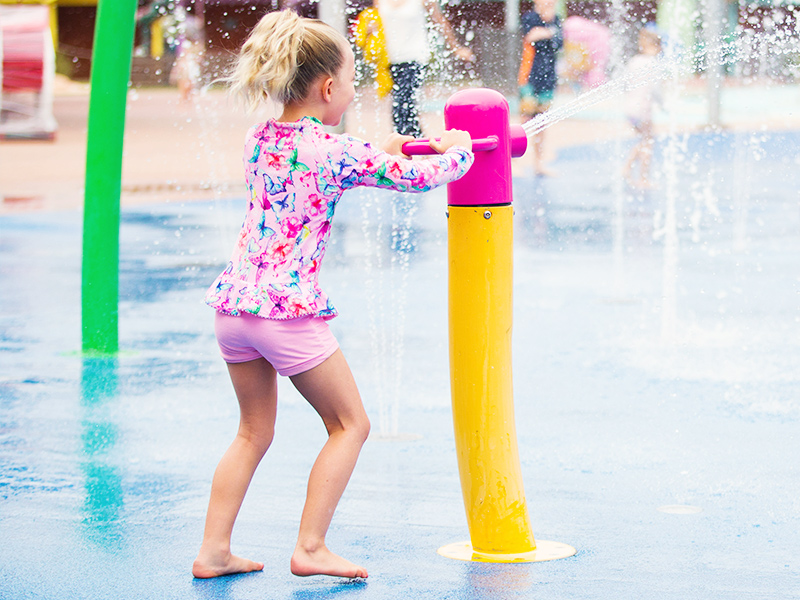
[1,130,799,599]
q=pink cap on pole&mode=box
[445,88,526,207]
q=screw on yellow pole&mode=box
[435,88,575,562]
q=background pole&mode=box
[81,0,138,354]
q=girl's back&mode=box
[206,115,472,321]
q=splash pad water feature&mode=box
[405,88,575,563]
[3,4,800,598]
[2,92,800,600]
[3,102,799,600]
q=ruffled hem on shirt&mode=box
[204,275,338,321]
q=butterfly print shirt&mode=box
[205,117,474,320]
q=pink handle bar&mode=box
[401,125,528,158]
[402,136,498,156]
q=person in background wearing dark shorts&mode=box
[376,0,474,138]
[520,0,562,176]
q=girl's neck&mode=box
[279,103,324,124]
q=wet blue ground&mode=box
[2,130,799,599]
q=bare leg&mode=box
[533,129,555,177]
[178,78,193,104]
[521,110,536,176]
[623,142,639,185]
[637,131,654,187]
[625,122,655,188]
[192,358,277,578]
[533,131,544,173]
[288,349,371,578]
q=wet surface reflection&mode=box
[463,562,534,597]
[80,357,124,549]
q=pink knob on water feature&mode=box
[445,88,523,207]
[399,88,527,207]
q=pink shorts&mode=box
[214,312,339,376]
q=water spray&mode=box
[522,31,798,138]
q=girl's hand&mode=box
[524,26,553,44]
[454,46,475,62]
[381,133,415,157]
[430,129,472,153]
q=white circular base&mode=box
[438,540,576,563]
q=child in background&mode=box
[623,25,662,189]
[354,4,393,99]
[519,0,563,176]
[191,9,473,581]
[170,33,203,104]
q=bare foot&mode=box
[192,550,264,579]
[290,544,368,579]
[534,164,557,178]
[634,179,655,190]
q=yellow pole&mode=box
[446,204,536,559]
[437,88,575,563]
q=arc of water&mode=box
[522,58,673,138]
[521,32,793,138]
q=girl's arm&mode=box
[334,133,474,193]
[552,19,564,51]
[425,0,474,62]
[379,130,473,157]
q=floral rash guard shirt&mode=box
[205,117,474,320]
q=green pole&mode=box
[82,0,138,355]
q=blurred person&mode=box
[354,4,393,99]
[376,0,474,138]
[622,25,662,189]
[519,0,563,176]
[135,0,173,57]
[561,15,610,91]
[169,12,204,105]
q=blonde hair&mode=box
[228,9,347,110]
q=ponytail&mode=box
[228,9,346,110]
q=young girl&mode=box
[191,9,473,581]
[623,26,662,189]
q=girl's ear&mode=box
[321,77,334,104]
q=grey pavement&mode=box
[1,78,800,599]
